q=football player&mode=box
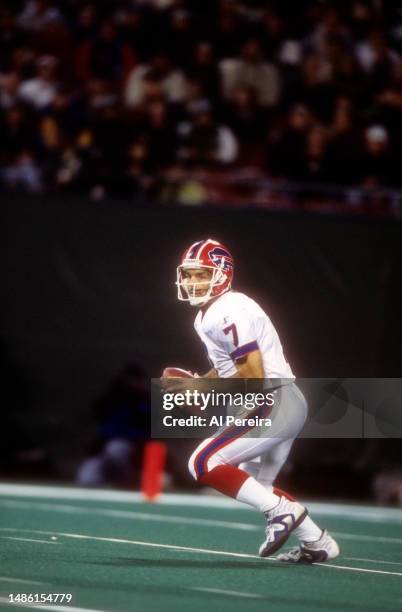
[165,238,340,563]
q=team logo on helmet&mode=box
[208,247,233,271]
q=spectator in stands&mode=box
[182,78,211,119]
[17,0,63,32]
[224,85,266,164]
[297,124,331,184]
[72,3,97,41]
[283,52,335,121]
[74,19,135,83]
[124,52,187,108]
[375,59,402,158]
[358,124,399,187]
[0,71,21,108]
[356,28,399,77]
[114,6,146,60]
[211,0,245,59]
[366,31,401,99]
[177,103,238,165]
[56,127,101,196]
[1,105,33,160]
[304,5,352,57]
[328,45,365,104]
[137,99,177,169]
[8,45,37,81]
[86,78,119,112]
[376,59,402,113]
[251,7,286,59]
[2,149,42,193]
[1,0,402,199]
[35,115,63,189]
[165,8,194,70]
[122,136,157,196]
[326,96,362,184]
[0,9,23,70]
[189,41,221,104]
[219,38,281,108]
[269,103,312,179]
[18,54,58,110]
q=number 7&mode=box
[223,323,239,346]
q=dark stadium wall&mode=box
[2,197,402,476]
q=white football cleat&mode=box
[277,529,340,563]
[259,497,308,558]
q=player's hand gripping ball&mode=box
[161,367,197,392]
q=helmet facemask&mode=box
[176,264,230,306]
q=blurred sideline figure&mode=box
[76,363,149,488]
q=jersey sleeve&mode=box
[211,305,260,361]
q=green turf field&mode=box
[0,485,401,612]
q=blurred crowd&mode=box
[1,0,402,198]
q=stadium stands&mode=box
[1,1,402,214]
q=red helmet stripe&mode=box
[196,240,213,260]
[185,240,204,259]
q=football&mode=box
[162,367,194,378]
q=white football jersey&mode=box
[194,291,294,379]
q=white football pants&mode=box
[189,382,308,484]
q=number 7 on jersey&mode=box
[223,323,239,347]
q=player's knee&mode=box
[190,452,227,482]
[188,451,215,481]
[188,441,229,482]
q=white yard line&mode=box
[1,537,59,545]
[319,563,402,576]
[0,598,106,612]
[1,500,402,547]
[3,524,400,574]
[1,527,401,578]
[0,499,257,532]
[192,587,262,599]
[344,556,402,567]
[23,529,260,560]
[0,483,401,524]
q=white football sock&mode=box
[236,476,280,513]
[293,515,323,542]
[257,482,323,541]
